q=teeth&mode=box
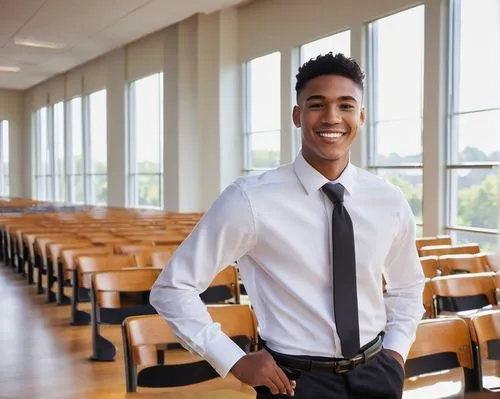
[318,132,343,138]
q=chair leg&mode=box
[70,272,90,326]
[56,262,70,305]
[46,259,56,303]
[90,287,116,361]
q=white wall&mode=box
[0,89,24,197]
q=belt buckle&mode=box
[334,358,355,374]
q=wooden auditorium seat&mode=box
[431,273,496,316]
[420,256,440,278]
[419,243,481,258]
[122,304,257,393]
[470,310,500,392]
[438,253,491,276]
[90,268,161,361]
[403,318,475,398]
[416,235,452,252]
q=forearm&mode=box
[150,283,246,377]
[383,278,425,360]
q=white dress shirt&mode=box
[150,152,426,378]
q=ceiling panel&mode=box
[0,34,12,47]
[0,0,249,90]
[16,0,152,41]
[0,0,45,35]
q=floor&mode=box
[0,264,252,399]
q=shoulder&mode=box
[234,163,296,194]
[209,163,295,214]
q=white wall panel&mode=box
[126,30,164,81]
[0,89,24,196]
[83,57,107,94]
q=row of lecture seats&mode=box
[0,200,242,368]
[1,199,499,397]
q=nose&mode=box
[322,105,342,124]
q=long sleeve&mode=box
[382,192,425,361]
[149,181,257,377]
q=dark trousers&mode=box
[256,350,404,399]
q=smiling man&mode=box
[150,53,425,399]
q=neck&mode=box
[303,154,349,181]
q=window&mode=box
[367,6,425,228]
[446,0,500,251]
[67,97,84,203]
[87,90,107,205]
[127,73,163,208]
[244,52,281,174]
[33,107,54,200]
[53,102,65,202]
[0,120,9,196]
[298,31,351,152]
[300,30,351,64]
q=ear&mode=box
[292,105,301,128]
[359,107,366,126]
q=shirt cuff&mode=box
[383,330,413,361]
[202,332,247,378]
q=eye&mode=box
[308,103,323,109]
[340,103,355,110]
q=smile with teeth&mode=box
[317,131,346,138]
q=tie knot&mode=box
[322,183,345,204]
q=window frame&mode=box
[32,106,55,201]
[66,96,85,204]
[243,51,282,175]
[366,5,425,230]
[126,73,164,209]
[85,89,108,206]
[445,0,500,245]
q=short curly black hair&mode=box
[295,52,365,97]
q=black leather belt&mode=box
[267,335,383,374]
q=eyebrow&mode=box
[305,94,358,103]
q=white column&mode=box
[280,47,297,164]
[0,90,24,197]
[197,9,241,209]
[422,0,448,236]
[105,48,127,206]
[219,8,242,189]
[349,24,367,169]
[163,20,201,212]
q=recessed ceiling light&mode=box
[0,66,20,72]
[14,38,66,49]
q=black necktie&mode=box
[322,183,360,358]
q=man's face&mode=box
[293,74,365,169]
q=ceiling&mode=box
[0,0,248,90]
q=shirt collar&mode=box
[293,152,357,196]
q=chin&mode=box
[317,150,348,162]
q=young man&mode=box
[150,53,425,398]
